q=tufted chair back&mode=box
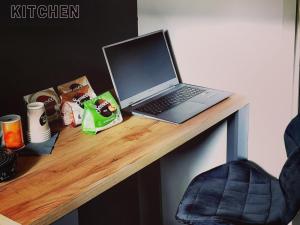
[279,114,300,223]
[284,114,300,156]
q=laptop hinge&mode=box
[131,84,178,107]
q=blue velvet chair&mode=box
[176,115,300,225]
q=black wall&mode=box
[0,0,137,117]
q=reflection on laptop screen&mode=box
[103,31,177,102]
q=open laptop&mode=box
[102,30,232,124]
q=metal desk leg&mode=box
[293,212,300,225]
[51,210,79,225]
[227,104,249,162]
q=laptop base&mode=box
[125,83,232,124]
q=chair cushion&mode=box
[176,160,286,225]
[279,149,300,224]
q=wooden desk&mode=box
[0,94,249,225]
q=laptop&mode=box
[102,30,232,124]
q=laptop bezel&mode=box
[102,30,180,109]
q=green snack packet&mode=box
[82,91,123,134]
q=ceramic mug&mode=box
[0,115,24,150]
[27,102,51,143]
[27,102,49,133]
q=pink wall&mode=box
[138,0,298,176]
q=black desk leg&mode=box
[51,210,79,225]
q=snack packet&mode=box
[24,87,60,122]
[82,91,123,134]
[57,75,96,98]
[61,102,74,126]
[60,85,94,126]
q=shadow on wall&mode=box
[139,0,287,22]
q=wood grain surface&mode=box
[0,94,248,225]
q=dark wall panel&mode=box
[0,0,137,117]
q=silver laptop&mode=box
[102,30,232,124]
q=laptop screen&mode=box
[103,31,178,108]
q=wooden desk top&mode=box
[0,94,248,225]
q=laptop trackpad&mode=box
[158,101,207,124]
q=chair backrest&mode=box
[284,114,300,157]
[279,114,300,223]
[279,149,300,224]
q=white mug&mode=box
[27,102,51,143]
[27,102,49,132]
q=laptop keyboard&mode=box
[135,86,205,115]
